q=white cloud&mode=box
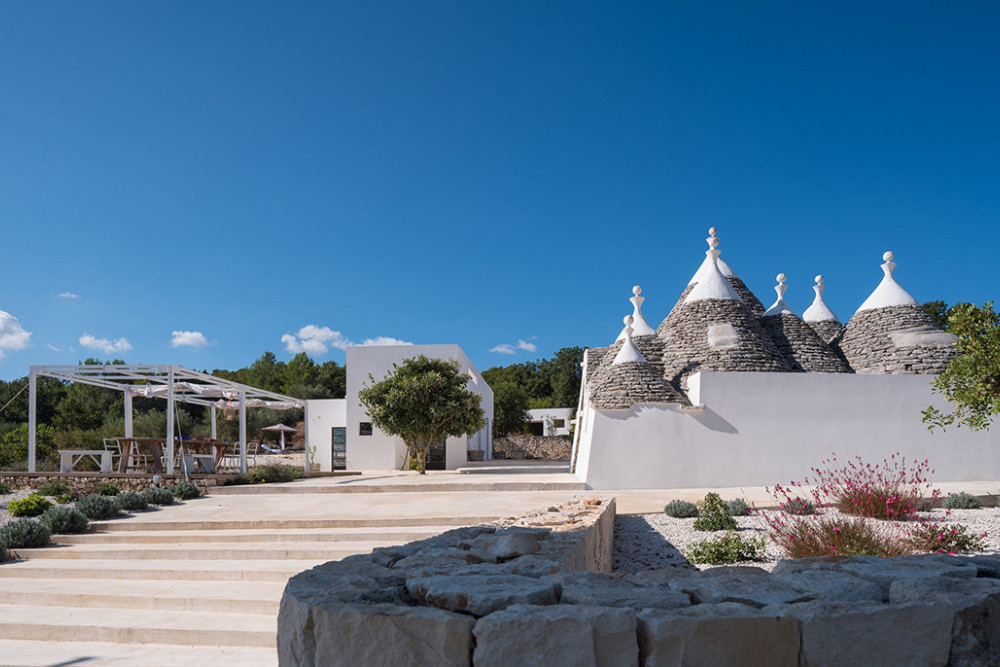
[490,337,538,355]
[282,326,411,356]
[47,344,61,352]
[0,311,32,359]
[79,333,132,354]
[171,330,210,348]
[57,292,80,299]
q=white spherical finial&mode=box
[815,275,824,285]
[624,315,634,327]
[709,227,717,236]
[883,251,894,263]
[632,285,641,296]
[776,273,786,284]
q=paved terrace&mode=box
[1,462,996,666]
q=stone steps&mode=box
[0,602,276,647]
[0,640,277,666]
[212,480,585,494]
[87,515,498,531]
[15,540,398,560]
[0,558,326,582]
[55,525,449,544]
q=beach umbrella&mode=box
[262,423,297,450]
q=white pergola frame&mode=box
[27,364,306,474]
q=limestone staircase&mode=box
[0,500,494,666]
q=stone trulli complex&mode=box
[571,229,998,489]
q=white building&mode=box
[525,408,575,437]
[306,344,493,472]
[572,229,1000,489]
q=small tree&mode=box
[358,356,486,474]
[491,382,529,438]
[923,301,1000,431]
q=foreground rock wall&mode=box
[493,434,572,460]
[278,499,1000,666]
[0,472,225,493]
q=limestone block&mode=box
[284,558,406,606]
[469,530,542,563]
[771,600,953,666]
[278,600,474,667]
[547,571,691,611]
[772,570,884,603]
[473,604,638,667]
[638,602,799,667]
[836,555,977,593]
[406,574,559,617]
[889,576,1000,666]
[627,566,698,588]
[666,566,804,607]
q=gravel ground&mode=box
[613,507,1000,573]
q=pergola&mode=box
[27,364,306,474]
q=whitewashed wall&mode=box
[304,399,346,472]
[346,344,494,471]
[527,408,575,436]
[574,371,1000,489]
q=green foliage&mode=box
[0,543,6,562]
[230,464,305,485]
[113,491,149,512]
[782,497,816,515]
[923,301,1000,432]
[91,482,119,497]
[727,498,751,517]
[6,494,53,517]
[491,382,530,438]
[0,518,51,549]
[907,521,987,553]
[0,482,10,495]
[942,492,982,510]
[139,487,175,506]
[75,494,121,520]
[766,514,912,559]
[169,481,201,500]
[38,481,71,497]
[40,506,90,534]
[358,355,486,474]
[0,423,57,471]
[482,347,584,410]
[693,493,738,532]
[685,531,765,564]
[663,500,699,518]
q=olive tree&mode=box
[357,355,485,474]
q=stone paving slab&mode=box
[0,640,277,667]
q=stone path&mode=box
[0,469,586,666]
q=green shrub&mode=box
[766,514,912,559]
[113,491,149,512]
[782,497,816,516]
[91,482,120,497]
[139,487,175,506]
[38,481,71,497]
[0,542,7,562]
[685,532,765,564]
[40,506,90,534]
[663,500,699,518]
[75,494,120,520]
[230,464,306,485]
[727,498,751,517]
[0,518,51,549]
[693,493,737,532]
[908,522,987,553]
[56,493,75,504]
[6,494,53,517]
[0,482,10,495]
[168,481,201,500]
[0,423,58,471]
[942,492,982,510]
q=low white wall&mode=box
[576,372,1000,489]
[305,399,346,472]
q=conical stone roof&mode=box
[659,249,788,386]
[802,275,843,344]
[760,275,850,373]
[838,252,957,374]
[588,316,686,409]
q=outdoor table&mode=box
[116,437,167,474]
[177,439,234,473]
[59,449,113,473]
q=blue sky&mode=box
[1,2,998,380]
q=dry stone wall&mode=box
[760,313,851,373]
[493,434,572,460]
[0,472,224,494]
[278,499,1000,666]
[804,319,843,346]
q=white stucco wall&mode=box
[304,399,347,472]
[575,371,1000,490]
[527,408,576,436]
[346,344,494,471]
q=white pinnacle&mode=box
[762,273,796,317]
[855,250,919,313]
[685,246,742,304]
[688,227,735,285]
[616,285,656,340]
[803,274,840,323]
[613,315,647,365]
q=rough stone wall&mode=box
[587,361,686,409]
[838,305,957,374]
[278,499,1000,667]
[805,319,843,345]
[0,472,224,493]
[659,299,789,387]
[661,276,767,333]
[493,435,572,460]
[761,313,851,373]
[586,335,667,380]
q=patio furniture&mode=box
[219,441,258,472]
[59,449,113,473]
[116,438,167,473]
